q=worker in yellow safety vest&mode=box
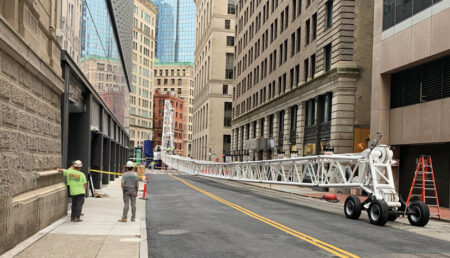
[58,160,87,222]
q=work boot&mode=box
[118,218,127,222]
[131,217,135,222]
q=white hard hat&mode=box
[126,161,134,168]
[73,160,83,168]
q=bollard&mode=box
[141,177,148,200]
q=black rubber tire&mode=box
[388,213,398,221]
[407,201,430,227]
[368,200,389,226]
[344,196,362,219]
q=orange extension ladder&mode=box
[406,155,441,218]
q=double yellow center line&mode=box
[169,174,359,258]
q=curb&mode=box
[139,217,148,258]
[0,216,69,258]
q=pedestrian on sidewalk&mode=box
[58,160,87,222]
[119,161,139,222]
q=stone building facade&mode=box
[0,0,65,254]
[153,89,185,156]
[231,0,374,161]
[129,0,157,148]
[192,0,235,161]
[154,62,194,157]
[371,0,450,207]
[57,0,82,63]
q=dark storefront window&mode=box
[278,110,285,147]
[269,114,274,137]
[260,118,265,137]
[290,105,298,145]
[304,93,333,154]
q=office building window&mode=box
[269,114,274,137]
[391,54,450,108]
[223,84,229,95]
[324,44,332,72]
[311,54,316,79]
[383,0,441,30]
[304,58,309,82]
[224,102,232,127]
[305,99,315,127]
[225,19,231,29]
[278,110,285,147]
[305,19,310,45]
[290,68,294,90]
[296,27,301,52]
[290,105,298,145]
[260,118,265,137]
[312,13,317,40]
[226,53,234,79]
[326,0,333,28]
[227,36,235,46]
[292,0,297,21]
[228,2,236,14]
[291,32,295,56]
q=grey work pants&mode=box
[122,188,137,219]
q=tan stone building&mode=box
[0,1,65,253]
[371,1,450,207]
[192,0,235,161]
[129,0,157,148]
[154,62,194,157]
[78,57,129,128]
[231,0,374,161]
[57,0,82,63]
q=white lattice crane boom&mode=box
[163,132,431,227]
[161,100,174,153]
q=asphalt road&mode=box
[146,173,450,258]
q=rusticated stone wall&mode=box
[0,0,66,254]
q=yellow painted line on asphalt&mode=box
[169,174,359,258]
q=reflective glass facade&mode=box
[153,0,196,63]
[81,0,120,59]
[80,0,129,129]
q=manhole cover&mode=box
[158,229,189,235]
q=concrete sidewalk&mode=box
[2,176,148,258]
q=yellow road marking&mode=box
[169,174,359,258]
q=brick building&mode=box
[153,89,185,155]
[154,62,194,157]
[231,0,374,161]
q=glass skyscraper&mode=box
[153,0,196,63]
[81,0,120,60]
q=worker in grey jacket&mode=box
[119,161,139,222]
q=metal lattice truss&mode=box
[163,145,400,208]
